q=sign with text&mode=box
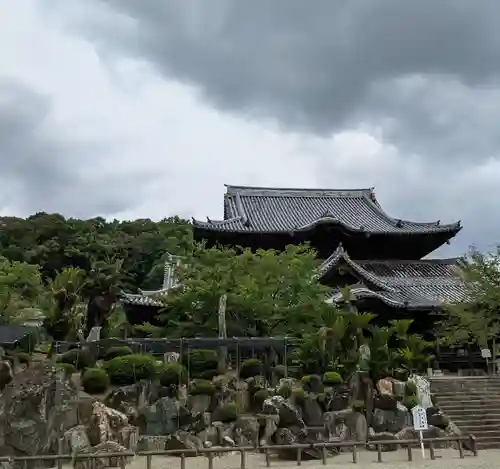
[412,405,428,431]
[481,348,492,358]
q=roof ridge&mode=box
[225,185,373,198]
[358,257,464,265]
[317,244,396,292]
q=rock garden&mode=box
[0,344,467,466]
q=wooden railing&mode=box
[0,435,477,468]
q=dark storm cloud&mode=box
[78,0,500,156]
[0,80,149,217]
[44,0,500,254]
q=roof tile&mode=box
[193,185,461,236]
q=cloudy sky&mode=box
[2,1,500,257]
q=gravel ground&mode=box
[121,448,500,469]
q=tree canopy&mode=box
[0,213,192,333]
[436,246,500,349]
[162,244,333,337]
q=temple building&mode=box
[121,184,467,336]
[191,185,467,334]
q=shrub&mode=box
[55,362,76,377]
[292,387,306,405]
[200,369,220,381]
[323,371,343,386]
[393,368,409,382]
[253,389,271,408]
[217,403,240,422]
[431,412,449,428]
[352,400,365,412]
[301,374,323,392]
[186,349,219,377]
[273,365,286,380]
[317,393,326,405]
[431,393,438,406]
[82,368,110,394]
[405,382,417,396]
[189,379,216,396]
[104,354,157,385]
[277,384,292,399]
[160,363,187,387]
[404,395,420,410]
[104,346,133,361]
[58,348,95,370]
[239,359,262,379]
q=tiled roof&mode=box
[119,253,181,306]
[193,185,461,236]
[323,245,467,309]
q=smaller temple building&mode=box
[119,254,181,326]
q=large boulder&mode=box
[0,363,87,456]
[263,396,305,430]
[105,381,161,427]
[143,397,192,436]
[371,407,409,434]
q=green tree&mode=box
[0,256,45,324]
[436,246,500,351]
[0,213,192,333]
[162,244,332,337]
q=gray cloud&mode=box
[77,0,500,145]
[60,0,500,254]
[0,79,152,217]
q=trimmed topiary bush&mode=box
[55,362,77,377]
[317,392,327,407]
[185,349,219,377]
[189,379,216,396]
[104,354,157,385]
[405,381,417,396]
[239,359,262,379]
[301,374,323,392]
[323,371,343,386]
[217,403,240,422]
[160,363,187,387]
[352,399,366,412]
[273,365,286,380]
[199,369,219,381]
[58,348,95,370]
[253,389,270,408]
[404,394,420,410]
[277,384,292,399]
[82,368,110,394]
[292,387,306,406]
[104,346,133,361]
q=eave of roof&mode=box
[192,185,462,236]
[322,245,468,308]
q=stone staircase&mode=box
[431,376,500,449]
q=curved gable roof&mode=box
[193,185,461,237]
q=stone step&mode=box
[439,403,500,410]
[433,386,500,391]
[452,417,500,426]
[462,423,500,432]
[439,403,500,411]
[469,430,500,439]
[437,396,500,403]
[442,411,500,419]
[432,386,500,392]
[434,389,500,397]
[477,435,500,449]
